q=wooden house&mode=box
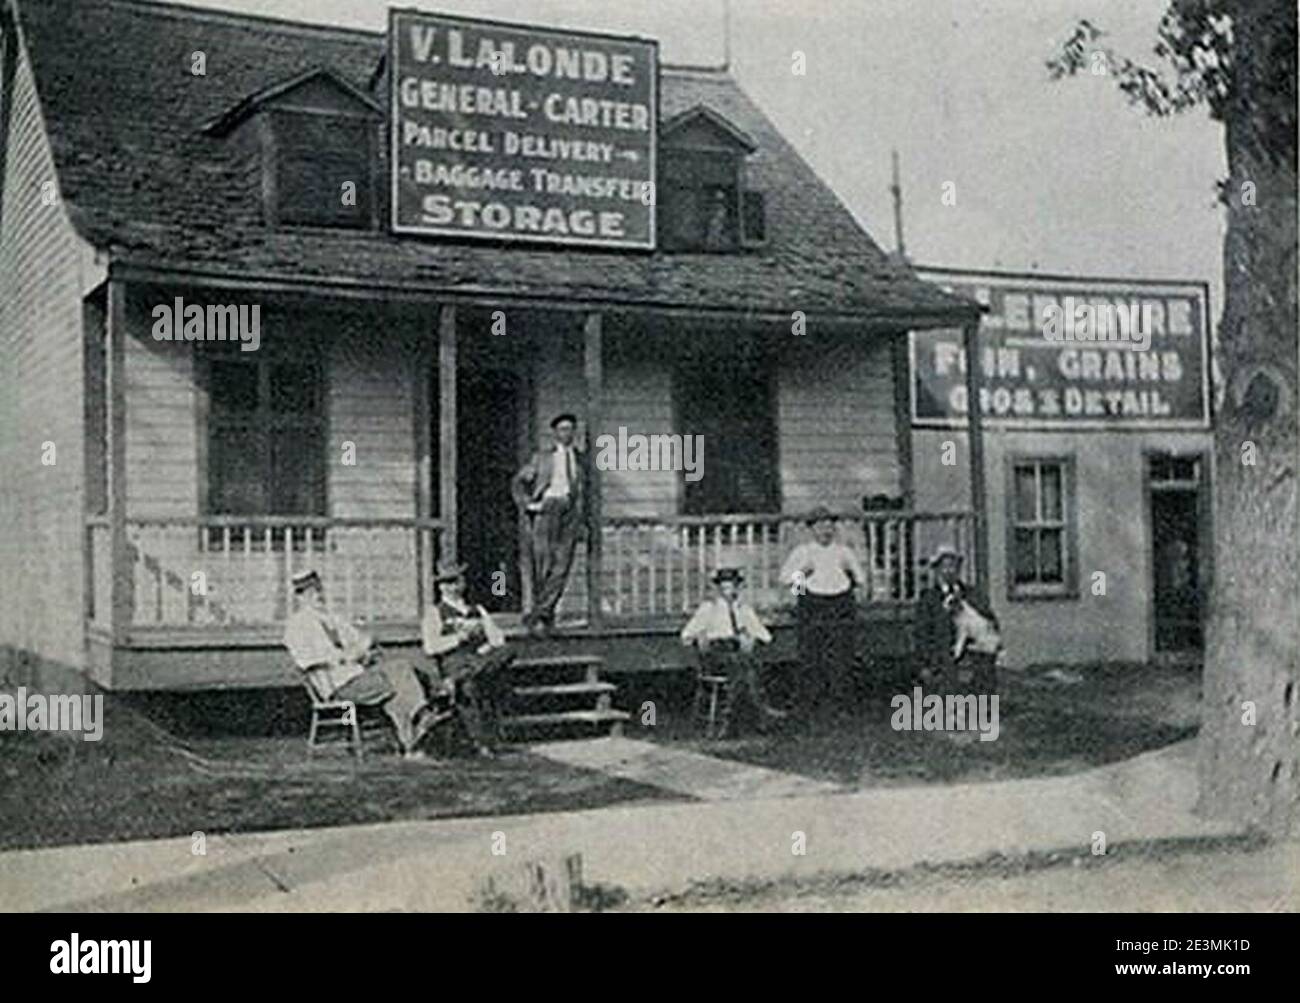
[0,0,983,699]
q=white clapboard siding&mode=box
[0,46,96,669]
[125,319,198,518]
[778,334,900,510]
[327,326,417,520]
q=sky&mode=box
[151,0,1228,309]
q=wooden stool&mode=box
[693,672,735,740]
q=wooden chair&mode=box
[302,668,393,759]
[693,669,736,740]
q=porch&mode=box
[80,277,986,691]
[86,509,973,690]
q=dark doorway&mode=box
[448,367,524,611]
[1148,455,1205,654]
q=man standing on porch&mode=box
[780,507,866,719]
[283,570,438,759]
[511,412,587,635]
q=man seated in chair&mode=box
[421,560,515,758]
[681,567,787,731]
[283,569,439,760]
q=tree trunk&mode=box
[1196,0,1298,834]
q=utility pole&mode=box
[890,149,908,262]
[722,0,732,70]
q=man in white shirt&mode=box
[283,570,438,759]
[681,567,786,733]
[511,412,586,636]
[779,506,865,720]
[421,560,515,757]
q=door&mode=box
[1148,454,1205,654]
[449,367,525,611]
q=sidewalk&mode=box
[0,739,1249,912]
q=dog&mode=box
[942,590,1004,664]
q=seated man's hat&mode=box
[291,569,321,593]
[550,412,578,429]
[928,545,963,567]
[711,566,745,585]
[434,559,469,583]
[805,505,836,526]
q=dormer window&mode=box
[658,105,765,252]
[202,67,382,231]
[270,110,375,229]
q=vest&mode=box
[437,599,480,637]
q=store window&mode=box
[1007,456,1076,598]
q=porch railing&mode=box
[99,516,444,629]
[600,510,973,619]
[88,510,968,634]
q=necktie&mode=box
[727,600,740,637]
[317,611,343,651]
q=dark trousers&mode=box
[700,647,776,726]
[527,496,581,623]
[434,647,514,749]
[795,590,858,715]
[334,659,428,752]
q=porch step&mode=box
[511,655,605,670]
[503,709,631,729]
[512,681,617,698]
[500,653,625,741]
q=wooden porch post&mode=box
[438,304,457,564]
[106,279,131,638]
[961,319,990,598]
[583,312,604,629]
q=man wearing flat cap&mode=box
[421,559,515,757]
[511,412,587,635]
[681,567,786,732]
[283,569,439,759]
[914,545,999,694]
[779,507,866,719]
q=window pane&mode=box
[1011,528,1038,583]
[210,360,258,415]
[701,186,738,250]
[271,430,325,515]
[271,363,320,415]
[210,429,265,514]
[1039,529,1064,582]
[1041,464,1063,521]
[1014,465,1038,523]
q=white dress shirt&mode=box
[282,605,369,696]
[681,597,772,646]
[780,541,865,596]
[543,444,576,499]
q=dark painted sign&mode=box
[910,270,1211,429]
[389,9,657,248]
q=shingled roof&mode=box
[14,0,980,324]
